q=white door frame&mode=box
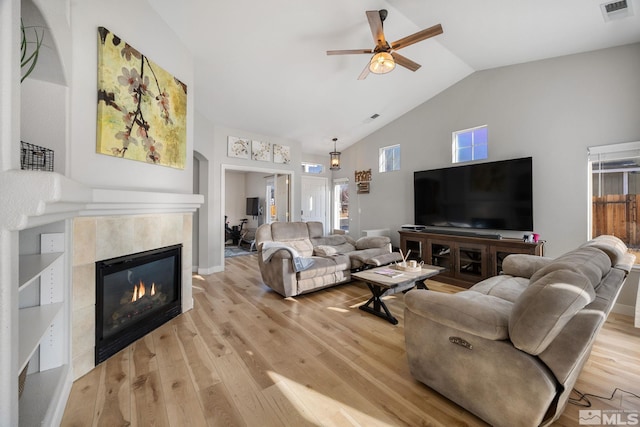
[220,164,294,266]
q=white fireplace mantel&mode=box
[1,170,204,230]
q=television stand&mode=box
[399,230,544,288]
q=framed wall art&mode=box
[227,136,250,159]
[96,27,187,169]
[273,144,291,164]
[252,140,271,162]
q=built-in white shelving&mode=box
[19,365,69,427]
[17,230,68,426]
[18,303,64,373]
[18,252,63,291]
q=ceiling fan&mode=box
[327,9,443,80]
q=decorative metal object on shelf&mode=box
[20,141,54,171]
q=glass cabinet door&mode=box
[457,244,487,281]
[429,240,453,277]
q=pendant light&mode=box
[329,137,341,170]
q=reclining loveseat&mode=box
[404,235,635,427]
[255,221,395,297]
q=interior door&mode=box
[301,176,328,231]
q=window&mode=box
[453,125,488,163]
[333,179,349,232]
[588,141,640,264]
[379,144,400,173]
[301,162,324,174]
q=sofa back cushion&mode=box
[580,235,628,266]
[268,222,314,257]
[306,221,325,239]
[509,269,596,355]
[529,247,610,290]
[355,236,391,250]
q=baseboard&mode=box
[612,302,635,317]
[197,265,224,275]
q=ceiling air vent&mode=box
[363,113,380,124]
[600,0,633,21]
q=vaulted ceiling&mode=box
[148,0,640,155]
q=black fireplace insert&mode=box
[95,244,182,364]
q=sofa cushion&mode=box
[529,247,610,290]
[346,247,391,269]
[306,221,325,238]
[405,290,513,340]
[355,236,390,250]
[470,275,530,303]
[509,269,596,355]
[313,245,338,256]
[502,254,554,279]
[580,234,628,266]
[296,254,350,280]
[312,234,348,246]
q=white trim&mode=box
[588,140,640,156]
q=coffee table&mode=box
[352,264,443,325]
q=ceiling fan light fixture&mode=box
[369,52,395,74]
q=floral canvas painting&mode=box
[227,136,250,159]
[273,144,291,164]
[252,140,271,162]
[96,27,187,169]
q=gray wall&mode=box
[338,43,640,313]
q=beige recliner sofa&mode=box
[255,221,394,297]
[404,235,635,427]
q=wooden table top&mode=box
[352,264,444,289]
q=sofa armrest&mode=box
[404,290,512,340]
[502,254,554,278]
[615,253,636,273]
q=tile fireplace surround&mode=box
[72,213,193,380]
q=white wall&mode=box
[193,115,302,273]
[68,0,194,193]
[225,171,246,226]
[340,43,640,312]
[341,43,640,255]
[21,79,67,174]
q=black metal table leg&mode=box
[359,282,398,325]
[415,279,429,290]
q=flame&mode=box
[131,280,148,302]
[139,280,146,297]
[151,282,156,296]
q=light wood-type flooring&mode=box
[61,254,640,426]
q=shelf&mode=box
[18,303,64,373]
[18,252,64,291]
[19,365,69,427]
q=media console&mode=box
[399,230,544,289]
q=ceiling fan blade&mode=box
[391,24,443,51]
[391,52,421,72]
[366,10,387,47]
[358,62,370,80]
[327,49,373,56]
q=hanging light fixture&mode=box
[329,137,341,170]
[369,52,395,74]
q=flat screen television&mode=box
[246,197,259,216]
[414,157,533,231]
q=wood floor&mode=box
[61,254,640,426]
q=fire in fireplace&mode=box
[95,244,182,364]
